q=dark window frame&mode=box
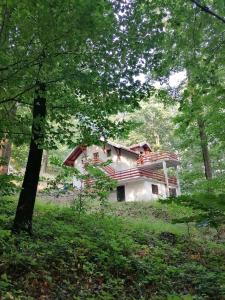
[169,188,177,197]
[106,148,112,157]
[93,152,99,159]
[152,184,159,195]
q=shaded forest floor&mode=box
[0,196,225,299]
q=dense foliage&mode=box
[1,1,225,298]
[162,194,225,235]
[1,1,225,220]
[0,196,225,299]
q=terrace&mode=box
[111,167,177,186]
[136,151,179,169]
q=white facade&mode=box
[73,144,137,171]
[108,179,178,202]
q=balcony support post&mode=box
[175,166,181,195]
[162,161,169,197]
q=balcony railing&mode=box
[136,151,178,165]
[111,167,177,186]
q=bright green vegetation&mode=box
[1,197,225,299]
[1,2,225,298]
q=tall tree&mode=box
[1,0,166,233]
[150,0,225,185]
[13,83,46,232]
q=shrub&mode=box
[0,174,19,196]
[161,193,225,238]
[0,197,225,299]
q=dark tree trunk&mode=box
[12,84,46,234]
[197,118,212,180]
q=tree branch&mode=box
[190,0,225,24]
[0,131,31,136]
[0,84,36,105]
[208,35,225,61]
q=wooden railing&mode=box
[86,156,178,186]
[85,165,177,186]
[111,167,177,186]
[136,151,178,165]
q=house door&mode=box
[117,186,125,202]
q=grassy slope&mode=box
[0,197,225,300]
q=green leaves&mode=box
[162,193,225,231]
[1,195,225,298]
[0,174,19,196]
[0,0,167,150]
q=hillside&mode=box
[0,197,225,299]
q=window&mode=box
[106,149,111,157]
[152,184,159,195]
[169,188,177,197]
[93,152,99,159]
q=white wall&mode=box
[74,144,137,173]
[125,180,149,201]
[125,180,167,201]
[111,149,137,171]
[109,179,179,202]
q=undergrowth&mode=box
[0,196,225,299]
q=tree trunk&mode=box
[0,104,17,174]
[12,84,46,234]
[197,118,212,180]
[0,139,12,174]
[40,150,48,175]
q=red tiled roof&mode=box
[107,141,138,156]
[63,146,86,167]
[129,141,151,152]
[64,143,179,174]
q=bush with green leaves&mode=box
[0,156,18,196]
[161,194,225,238]
[0,174,19,196]
[0,197,225,299]
[45,157,116,214]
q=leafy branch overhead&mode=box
[190,0,225,24]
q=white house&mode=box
[63,141,181,202]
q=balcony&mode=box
[136,151,179,169]
[111,167,177,186]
